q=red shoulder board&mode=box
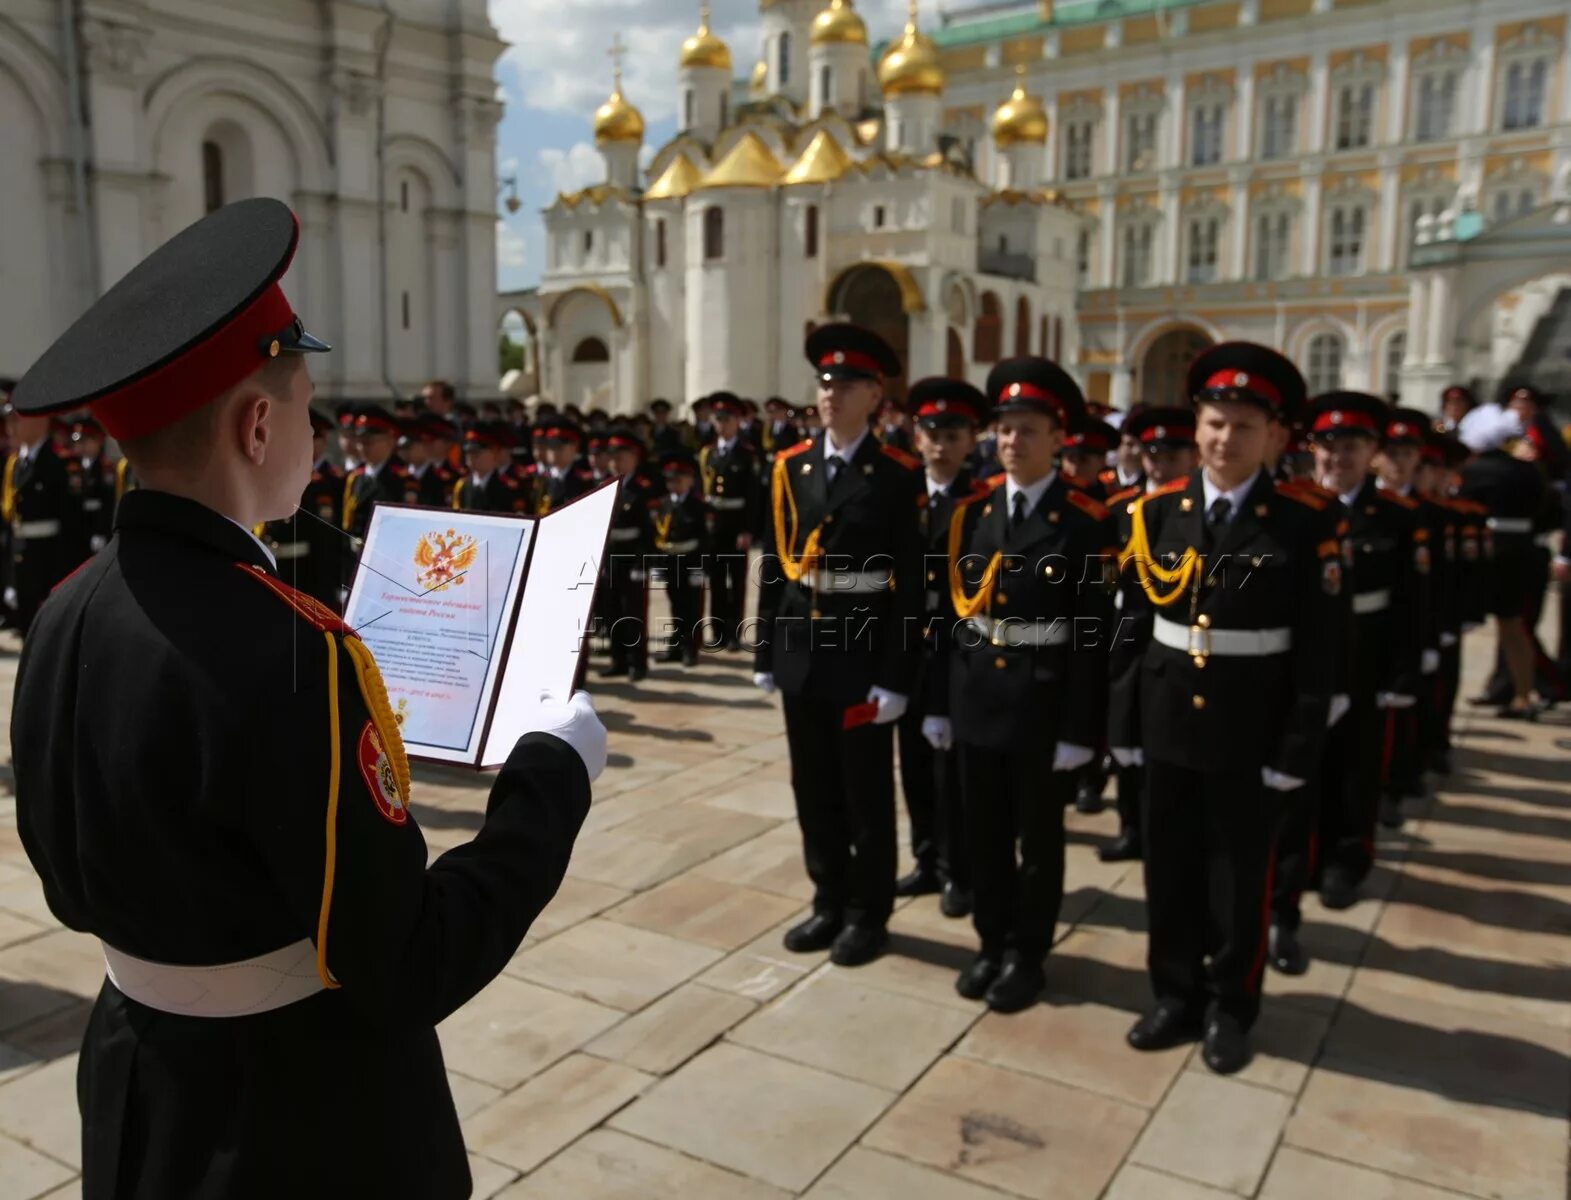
[1065,489,1110,521]
[969,479,994,500]
[777,439,814,461]
[879,443,920,470]
[1377,486,1419,510]
[1107,485,1141,507]
[1098,468,1118,485]
[1151,478,1188,498]
[646,497,664,508]
[1063,470,1091,490]
[1276,481,1328,510]
[236,564,353,635]
[986,472,1008,491]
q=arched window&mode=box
[1383,331,1406,394]
[703,206,724,261]
[572,337,610,363]
[779,32,792,86]
[974,292,1003,364]
[719,93,729,127]
[1015,296,1032,356]
[684,90,695,130]
[655,219,667,268]
[202,140,224,213]
[1306,332,1344,394]
[805,204,819,258]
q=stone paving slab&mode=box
[0,617,1567,1199]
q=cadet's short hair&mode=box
[119,355,300,472]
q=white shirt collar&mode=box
[1118,465,1142,486]
[716,438,732,455]
[548,465,566,480]
[926,472,959,499]
[1005,470,1057,519]
[824,428,869,468]
[410,460,430,478]
[227,517,278,570]
[471,470,492,487]
[1201,468,1262,520]
[364,459,384,479]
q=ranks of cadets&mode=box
[894,377,991,919]
[455,421,528,513]
[647,398,686,457]
[530,419,596,515]
[1306,391,1426,912]
[1100,406,1198,865]
[699,392,761,651]
[70,416,117,553]
[2,391,90,634]
[651,450,710,666]
[1123,343,1341,1075]
[601,425,658,682]
[760,396,802,464]
[7,197,600,1197]
[1060,414,1120,502]
[341,404,409,543]
[754,323,924,968]
[258,410,344,609]
[403,415,460,507]
[933,359,1116,1013]
[1422,430,1486,772]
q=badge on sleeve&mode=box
[1322,559,1342,596]
[357,721,408,825]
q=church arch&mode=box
[1138,325,1215,407]
[974,290,1003,364]
[825,263,914,400]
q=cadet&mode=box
[761,397,802,463]
[456,421,529,513]
[1060,415,1119,501]
[1309,391,1425,910]
[651,449,710,666]
[699,392,761,652]
[531,418,597,514]
[1101,406,1198,864]
[895,377,990,918]
[601,424,658,682]
[71,415,119,553]
[647,398,686,457]
[402,416,457,508]
[754,323,924,967]
[258,410,345,609]
[8,197,603,1199]
[2,391,90,634]
[1124,344,1341,1074]
[341,404,411,544]
[931,359,1115,1011]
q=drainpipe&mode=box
[58,0,98,293]
[374,2,398,400]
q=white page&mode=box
[481,480,619,768]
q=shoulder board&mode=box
[1377,486,1419,510]
[1275,481,1328,510]
[646,497,664,508]
[879,443,920,470]
[968,479,994,500]
[1150,478,1188,499]
[954,488,991,511]
[573,467,595,479]
[1065,489,1110,521]
[1098,468,1118,484]
[1107,485,1141,507]
[235,563,353,636]
[777,439,814,461]
[986,471,1008,491]
[1063,470,1092,490]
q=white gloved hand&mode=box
[868,686,908,725]
[89,535,107,553]
[1421,649,1441,675]
[921,715,953,751]
[3,586,16,610]
[1109,746,1144,768]
[1461,621,1482,634]
[1439,632,1459,648]
[525,690,607,782]
[1377,692,1416,709]
[752,672,776,695]
[1262,767,1305,792]
[1053,743,1096,772]
[1327,694,1351,728]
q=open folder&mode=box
[342,478,619,768]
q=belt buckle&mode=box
[1188,624,1211,661]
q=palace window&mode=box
[1190,103,1225,167]
[818,65,833,109]
[1414,70,1458,142]
[974,292,1003,363]
[703,206,724,261]
[1326,204,1366,276]
[683,90,695,130]
[1065,119,1094,180]
[1125,111,1158,172]
[1186,215,1221,284]
[1121,221,1154,288]
[1015,297,1031,356]
[583,229,594,259]
[202,141,224,213]
[1334,82,1375,150]
[1502,59,1549,131]
[1260,95,1297,160]
[655,219,667,268]
[872,205,886,230]
[1492,186,1539,222]
[1306,332,1344,393]
[1383,331,1407,394]
[1076,228,1093,287]
[1254,210,1293,281]
[778,33,791,86]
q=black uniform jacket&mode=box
[342,456,412,540]
[699,439,762,537]
[1107,483,1151,750]
[755,435,925,704]
[1342,478,1425,699]
[13,491,589,1199]
[533,464,598,516]
[456,469,528,515]
[1135,470,1342,780]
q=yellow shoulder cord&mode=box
[699,446,714,496]
[341,474,358,532]
[343,635,412,807]
[946,501,1004,621]
[1,456,16,524]
[114,458,132,504]
[1117,493,1201,607]
[653,509,674,548]
[452,479,464,511]
[770,455,823,583]
[315,630,344,989]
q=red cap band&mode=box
[1386,420,1421,441]
[999,381,1066,423]
[1139,422,1193,443]
[1420,443,1442,463]
[356,412,400,435]
[819,348,881,376]
[915,398,979,423]
[541,425,582,443]
[1202,368,1281,408]
[1312,409,1378,434]
[607,433,642,451]
[1064,431,1111,452]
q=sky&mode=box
[489,0,915,295]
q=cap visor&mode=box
[284,328,332,354]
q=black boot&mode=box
[1268,922,1309,975]
[1098,830,1142,863]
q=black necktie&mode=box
[1206,497,1232,548]
[827,454,846,483]
[1011,491,1029,530]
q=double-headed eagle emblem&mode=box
[414,529,479,593]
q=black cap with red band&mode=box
[906,377,989,430]
[354,405,400,437]
[1187,342,1305,419]
[986,357,1086,429]
[1383,408,1430,446]
[1064,416,1118,454]
[1308,391,1388,441]
[10,198,329,440]
[805,323,902,384]
[536,419,584,446]
[708,391,746,417]
[605,424,645,455]
[462,421,510,450]
[1123,405,1196,449]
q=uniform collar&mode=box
[113,490,277,576]
[824,427,869,467]
[1201,468,1262,519]
[1005,470,1056,518]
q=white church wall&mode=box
[685,189,780,400]
[644,204,688,405]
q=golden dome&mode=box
[593,84,645,145]
[680,4,732,71]
[991,68,1047,146]
[810,0,868,47]
[878,1,944,97]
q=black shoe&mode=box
[955,953,1002,1000]
[628,664,648,683]
[939,881,973,919]
[782,913,842,954]
[1074,781,1105,815]
[1319,866,1360,911]
[1498,699,1543,722]
[658,646,683,664]
[984,955,1045,1014]
[1430,748,1453,776]
[682,647,698,667]
[894,865,943,898]
[1201,1014,1251,1075]
[1468,688,1511,707]
[1378,796,1405,830]
[829,924,888,967]
[599,663,630,678]
[1268,923,1309,976]
[1127,1004,1203,1051]
[1098,831,1143,863]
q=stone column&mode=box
[1376,157,1401,272]
[1102,85,1122,178]
[1097,182,1117,289]
[1228,168,1250,281]
[1300,171,1323,277]
[1235,69,1256,163]
[1306,50,1329,154]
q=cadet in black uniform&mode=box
[399,416,456,508]
[698,392,761,652]
[341,405,411,544]
[651,449,710,666]
[2,395,90,634]
[456,421,529,514]
[754,324,924,967]
[602,425,657,682]
[7,198,602,1200]
[531,419,597,515]
[932,360,1116,1011]
[1101,406,1198,863]
[895,377,990,918]
[1061,416,1119,501]
[760,396,802,465]
[648,398,687,457]
[1124,344,1342,1074]
[71,415,119,553]
[258,410,345,610]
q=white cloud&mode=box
[496,219,528,270]
[538,141,606,195]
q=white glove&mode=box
[1327,694,1351,728]
[921,716,953,750]
[89,535,107,553]
[752,672,776,695]
[1262,767,1305,792]
[1109,746,1144,768]
[868,686,908,725]
[1462,622,1482,634]
[524,690,607,782]
[1439,632,1459,648]
[1053,743,1096,772]
[2,586,15,610]
[1421,649,1440,675]
[1377,692,1416,709]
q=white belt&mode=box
[608,527,642,543]
[1153,615,1291,657]
[710,497,747,511]
[15,519,61,539]
[272,541,310,560]
[1487,517,1532,534]
[804,568,891,595]
[967,616,1070,648]
[83,499,104,513]
[1352,588,1391,615]
[658,539,700,554]
[103,938,324,1018]
[1535,532,1557,548]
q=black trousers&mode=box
[1430,640,1462,757]
[1271,766,1324,932]
[659,556,704,653]
[960,740,1069,962]
[782,686,897,929]
[1143,762,1282,1029]
[1319,687,1380,883]
[605,554,647,671]
[707,533,749,646]
[895,701,968,886]
[1114,763,1144,843]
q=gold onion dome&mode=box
[991,68,1047,146]
[593,57,644,145]
[811,0,868,47]
[680,4,732,71]
[878,1,944,97]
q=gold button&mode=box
[1197,614,1211,629]
[1192,695,1206,710]
[824,515,834,524]
[927,570,936,582]
[1193,656,1207,670]
[811,609,822,619]
[996,593,1008,605]
[994,656,1007,669]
